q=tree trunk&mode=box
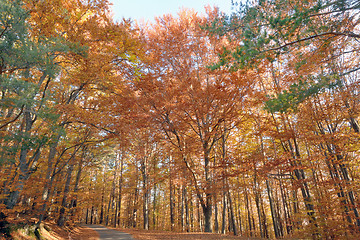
[5,108,35,209]
[143,185,149,230]
[141,157,149,230]
[100,194,104,224]
[203,204,212,232]
[197,199,202,231]
[221,192,227,234]
[190,194,194,231]
[266,179,282,238]
[227,190,237,235]
[106,158,118,226]
[260,196,269,238]
[57,163,74,227]
[214,194,219,233]
[117,153,124,227]
[132,186,138,228]
[254,190,263,237]
[152,184,157,229]
[245,189,253,236]
[278,177,291,235]
[203,150,212,233]
[69,154,84,220]
[236,191,243,235]
[37,136,60,225]
[90,206,94,224]
[289,138,317,229]
[170,174,175,231]
[181,186,185,231]
[185,187,189,232]
[86,208,89,224]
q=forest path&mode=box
[85,225,134,240]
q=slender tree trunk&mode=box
[214,194,219,233]
[94,208,98,224]
[253,172,264,238]
[181,185,185,231]
[105,188,113,226]
[221,192,227,234]
[190,194,194,231]
[86,208,89,224]
[100,194,104,224]
[254,190,263,237]
[37,136,60,225]
[236,191,243,235]
[143,184,149,230]
[202,146,213,233]
[132,186,138,228]
[5,108,34,209]
[105,196,111,226]
[126,195,132,227]
[170,173,175,231]
[106,158,118,226]
[50,170,64,217]
[117,153,124,227]
[279,177,292,235]
[197,199,202,231]
[227,190,237,235]
[289,138,317,229]
[130,163,139,229]
[152,184,157,229]
[245,189,253,237]
[114,198,119,227]
[90,206,94,224]
[57,163,74,227]
[266,179,282,238]
[185,187,189,232]
[274,185,284,237]
[69,155,84,220]
[141,157,149,230]
[260,196,269,238]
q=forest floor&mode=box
[3,215,262,240]
[44,223,99,240]
[3,218,99,240]
[114,228,261,240]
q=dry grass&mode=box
[1,212,99,240]
[68,226,99,240]
[40,222,99,240]
[7,221,99,240]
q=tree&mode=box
[0,0,77,209]
[134,8,253,232]
[0,0,142,225]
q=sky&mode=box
[109,0,234,22]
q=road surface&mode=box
[86,225,134,240]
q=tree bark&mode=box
[170,176,175,231]
[141,156,149,230]
[227,190,237,235]
[221,192,227,234]
[152,183,157,229]
[57,162,74,227]
[6,109,35,209]
[37,136,60,225]
[266,179,282,238]
[117,153,124,227]
[214,194,219,233]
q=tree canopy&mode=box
[0,0,360,239]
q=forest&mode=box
[0,0,359,239]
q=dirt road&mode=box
[86,225,134,240]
